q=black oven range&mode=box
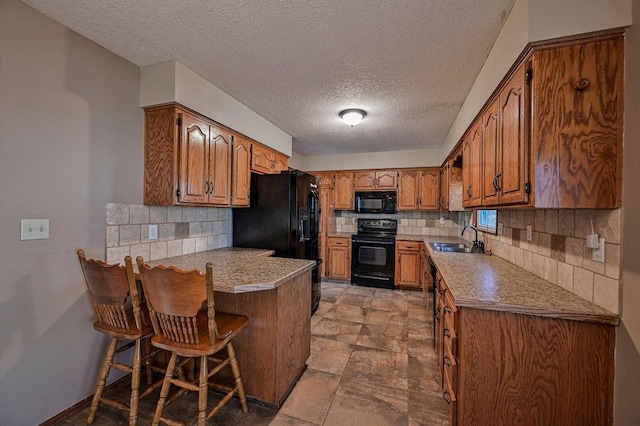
[351,218,397,289]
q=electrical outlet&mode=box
[592,237,605,263]
[526,225,532,241]
[149,224,158,240]
[439,216,445,225]
[497,223,504,236]
[21,219,50,240]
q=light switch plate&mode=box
[149,224,158,240]
[21,219,49,240]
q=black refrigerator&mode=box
[233,170,321,315]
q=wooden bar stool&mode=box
[136,257,249,426]
[77,250,164,425]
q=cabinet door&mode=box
[469,121,483,207]
[531,37,622,208]
[398,170,419,210]
[251,144,273,174]
[333,172,354,209]
[231,135,251,207]
[273,151,289,173]
[440,163,450,210]
[462,134,472,208]
[375,170,398,190]
[499,63,529,205]
[209,126,232,205]
[327,238,350,280]
[354,171,376,190]
[179,113,210,204]
[317,172,335,189]
[482,98,500,205]
[419,169,440,210]
[395,242,421,289]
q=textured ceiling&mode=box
[21,0,515,156]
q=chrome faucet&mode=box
[461,224,484,253]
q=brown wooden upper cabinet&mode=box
[143,105,236,206]
[333,172,354,210]
[251,143,288,174]
[482,63,529,206]
[462,122,483,208]
[440,162,450,210]
[316,172,335,189]
[231,135,251,207]
[530,35,623,208]
[353,170,397,190]
[457,33,623,209]
[398,168,440,211]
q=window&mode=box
[477,209,497,234]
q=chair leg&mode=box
[152,351,178,426]
[227,342,248,413]
[143,337,153,385]
[198,355,208,426]
[128,338,142,426]
[87,337,118,424]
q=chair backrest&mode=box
[136,257,219,345]
[77,249,143,331]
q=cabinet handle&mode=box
[443,391,452,404]
[205,181,210,194]
[575,78,590,91]
[444,306,452,314]
[444,328,451,338]
[467,185,472,198]
[495,173,502,192]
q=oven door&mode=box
[351,237,395,289]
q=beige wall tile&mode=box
[523,250,533,272]
[538,233,551,257]
[129,205,149,224]
[158,223,176,241]
[167,240,183,257]
[106,246,130,264]
[525,210,535,229]
[196,236,208,252]
[557,262,574,292]
[535,210,545,232]
[130,243,150,262]
[558,210,575,237]
[582,246,606,275]
[573,268,594,302]
[183,238,196,254]
[595,209,621,244]
[195,207,208,222]
[532,253,545,279]
[593,274,620,313]
[106,203,129,225]
[149,206,167,223]
[510,211,518,228]
[605,243,620,279]
[202,221,213,236]
[189,222,202,237]
[516,211,525,230]
[574,210,593,238]
[119,224,141,245]
[543,257,558,284]
[106,226,119,248]
[565,237,584,267]
[218,234,228,247]
[150,241,167,261]
[167,206,183,222]
[529,231,539,254]
[182,206,196,222]
[514,247,524,268]
[545,210,559,234]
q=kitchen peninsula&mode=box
[145,247,315,406]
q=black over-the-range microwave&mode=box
[354,191,397,214]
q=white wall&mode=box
[616,0,640,422]
[294,148,442,172]
[140,61,293,157]
[0,0,144,423]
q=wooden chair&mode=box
[136,257,249,426]
[77,250,164,425]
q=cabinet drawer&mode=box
[328,238,350,247]
[397,241,421,251]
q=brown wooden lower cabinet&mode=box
[435,275,615,425]
[326,237,351,281]
[395,240,423,290]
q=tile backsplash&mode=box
[105,203,231,264]
[334,210,468,236]
[464,209,622,314]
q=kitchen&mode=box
[0,0,639,425]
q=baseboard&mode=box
[39,376,130,426]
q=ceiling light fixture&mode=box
[339,109,366,127]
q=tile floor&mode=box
[55,281,449,425]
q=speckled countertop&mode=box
[422,236,618,325]
[142,247,315,294]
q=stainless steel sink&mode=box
[429,242,472,253]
